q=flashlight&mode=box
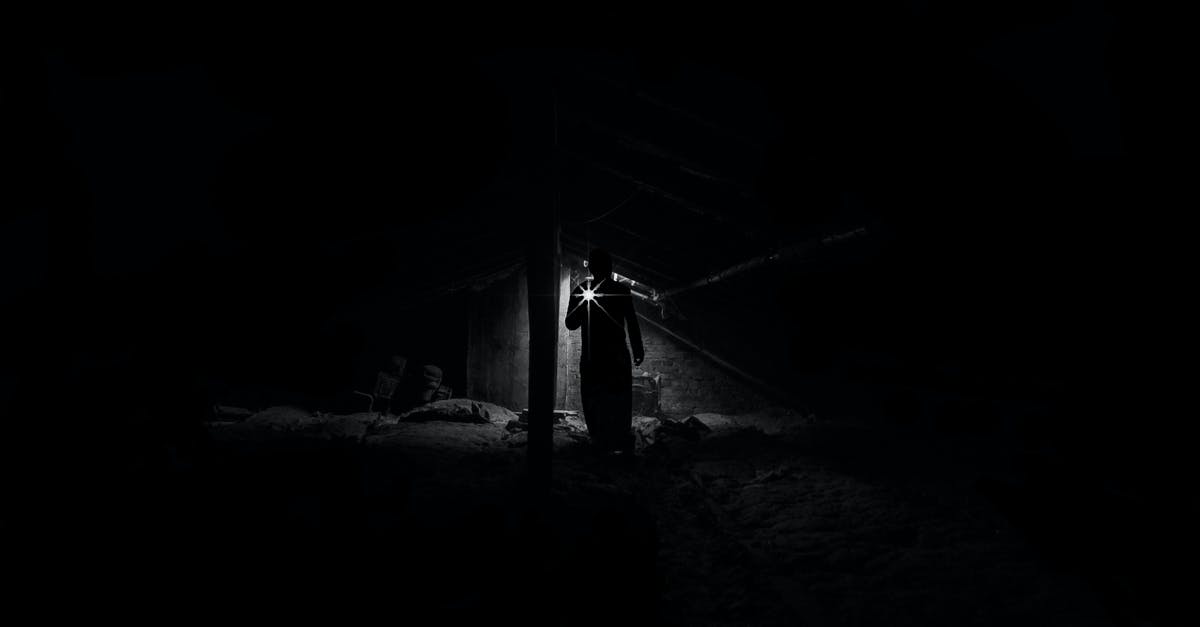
[581,288,596,302]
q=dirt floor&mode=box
[10,399,1158,624]
[164,403,1127,626]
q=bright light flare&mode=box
[568,278,619,326]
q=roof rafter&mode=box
[579,71,766,149]
[565,112,754,194]
[560,231,682,285]
[559,148,766,241]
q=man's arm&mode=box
[626,293,644,366]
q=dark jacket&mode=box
[565,278,644,365]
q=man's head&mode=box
[588,248,613,281]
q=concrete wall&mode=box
[465,267,530,410]
[464,264,574,412]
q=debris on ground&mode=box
[201,406,1114,625]
[243,405,320,430]
[506,410,588,435]
[633,414,713,449]
[517,408,581,424]
[398,399,517,425]
[210,404,253,422]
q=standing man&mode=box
[565,249,644,455]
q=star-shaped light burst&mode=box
[568,277,620,328]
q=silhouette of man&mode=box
[565,249,644,454]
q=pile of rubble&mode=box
[208,399,519,442]
[499,412,741,451]
[397,399,517,425]
[209,402,817,452]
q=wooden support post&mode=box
[526,195,560,496]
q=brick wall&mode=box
[638,322,775,417]
[469,264,774,417]
[558,277,773,417]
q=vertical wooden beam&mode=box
[525,81,563,495]
[526,199,559,495]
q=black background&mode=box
[2,3,1191,623]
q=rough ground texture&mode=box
[192,405,1152,625]
[633,424,1108,626]
[27,404,1165,624]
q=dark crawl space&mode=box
[2,5,1192,626]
